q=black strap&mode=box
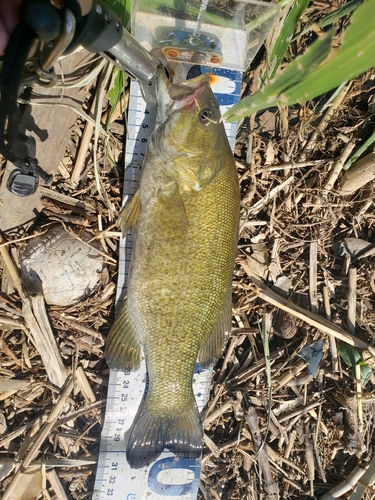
[0,22,35,161]
[0,21,52,185]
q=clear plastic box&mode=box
[131,0,280,72]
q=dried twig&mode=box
[300,82,352,162]
[322,138,357,193]
[245,405,279,500]
[38,186,96,212]
[71,105,95,188]
[305,423,315,497]
[2,376,74,500]
[347,267,363,433]
[323,285,338,372]
[247,176,295,215]
[319,463,369,500]
[240,259,373,352]
[347,267,357,336]
[339,152,375,195]
[23,295,69,389]
[46,469,69,500]
[309,241,318,314]
[0,234,22,295]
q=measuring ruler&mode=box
[93,65,241,500]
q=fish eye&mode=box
[199,108,213,125]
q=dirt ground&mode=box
[1,1,375,499]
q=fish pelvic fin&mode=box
[106,297,141,370]
[126,401,202,469]
[118,189,140,236]
[198,288,232,367]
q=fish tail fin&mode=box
[126,400,203,469]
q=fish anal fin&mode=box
[118,189,140,235]
[105,297,141,370]
[198,290,232,367]
[126,399,202,469]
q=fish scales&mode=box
[106,68,240,468]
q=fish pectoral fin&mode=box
[105,297,141,370]
[126,400,202,469]
[118,189,140,235]
[198,289,232,367]
[157,182,188,231]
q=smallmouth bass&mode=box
[106,68,240,469]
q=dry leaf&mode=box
[265,140,276,165]
[0,459,15,482]
[246,243,269,279]
[339,152,375,194]
[9,466,42,500]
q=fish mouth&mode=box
[156,67,210,113]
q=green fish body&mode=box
[106,69,240,469]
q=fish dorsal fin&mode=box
[198,289,232,367]
[157,182,188,232]
[118,189,140,235]
[105,297,141,370]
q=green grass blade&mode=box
[106,67,127,133]
[268,0,310,80]
[107,67,126,110]
[296,0,364,39]
[102,0,129,133]
[344,131,375,170]
[224,0,375,122]
[224,29,334,121]
[103,0,130,26]
[256,315,272,456]
[318,0,363,28]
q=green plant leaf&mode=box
[268,0,311,79]
[296,0,363,38]
[338,343,361,367]
[359,361,373,387]
[106,67,127,136]
[224,0,375,122]
[107,67,126,110]
[318,0,363,28]
[224,28,334,121]
[103,0,130,26]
